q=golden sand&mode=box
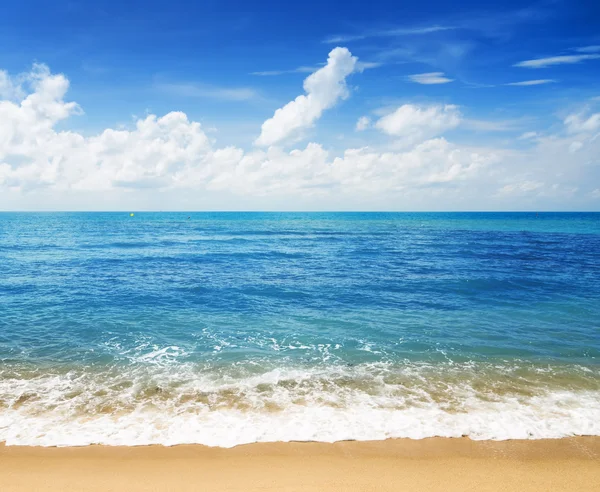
[1,437,599,491]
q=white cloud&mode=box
[491,117,600,201]
[328,138,490,193]
[1,61,599,211]
[506,79,555,86]
[0,70,25,100]
[355,116,370,131]
[0,63,491,205]
[374,104,461,145]
[407,72,453,85]
[564,110,600,134]
[514,54,600,68]
[519,131,538,140]
[254,47,358,147]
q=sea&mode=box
[0,212,599,447]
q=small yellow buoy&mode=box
[130,213,134,217]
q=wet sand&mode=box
[1,437,599,491]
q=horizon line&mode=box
[0,210,598,214]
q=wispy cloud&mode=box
[81,63,110,76]
[356,61,383,71]
[155,82,259,101]
[251,66,318,76]
[576,46,600,53]
[325,5,552,46]
[506,79,556,86]
[324,34,368,44]
[374,38,476,74]
[407,72,453,84]
[463,118,525,132]
[519,131,538,140]
[498,180,544,195]
[253,60,380,76]
[323,25,454,44]
[462,81,496,89]
[376,25,454,36]
[514,54,600,68]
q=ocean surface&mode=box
[0,212,599,447]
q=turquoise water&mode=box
[0,212,599,446]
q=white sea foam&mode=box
[0,363,599,447]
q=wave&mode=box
[1,361,599,447]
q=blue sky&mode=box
[0,0,599,210]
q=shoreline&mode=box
[1,437,599,491]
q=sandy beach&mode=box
[1,437,599,491]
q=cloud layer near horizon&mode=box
[0,50,599,210]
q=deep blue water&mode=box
[0,212,599,446]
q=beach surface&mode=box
[1,437,599,491]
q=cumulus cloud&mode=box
[374,104,461,145]
[1,100,211,192]
[0,63,485,202]
[254,47,358,147]
[514,54,600,68]
[328,138,491,193]
[355,116,370,131]
[0,70,25,100]
[1,61,599,210]
[408,72,453,85]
